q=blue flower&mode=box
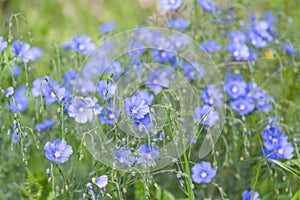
[182,62,204,82]
[124,95,149,119]
[134,27,153,42]
[247,31,267,48]
[0,36,8,52]
[21,47,43,63]
[134,114,153,132]
[5,86,14,97]
[106,61,124,79]
[160,0,182,11]
[247,47,258,61]
[151,49,175,63]
[242,190,261,200]
[10,65,22,78]
[263,126,285,150]
[44,139,73,163]
[12,40,30,56]
[115,148,135,167]
[76,77,96,96]
[82,58,103,79]
[147,68,172,94]
[9,85,28,113]
[61,42,73,51]
[136,144,159,166]
[200,40,222,53]
[35,120,56,131]
[12,40,43,63]
[71,35,96,55]
[128,40,146,58]
[194,105,220,126]
[282,43,297,57]
[167,18,189,30]
[226,42,250,61]
[230,97,255,115]
[62,69,77,87]
[274,140,294,160]
[254,90,273,112]
[133,90,154,105]
[99,22,116,34]
[253,20,273,42]
[223,75,247,99]
[200,84,224,107]
[191,161,216,184]
[170,34,190,51]
[197,0,216,13]
[96,80,117,100]
[99,102,119,125]
[68,96,102,124]
[228,31,247,43]
[42,79,71,104]
[94,175,108,189]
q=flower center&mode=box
[54,151,61,158]
[278,148,283,155]
[79,107,84,113]
[119,158,124,163]
[189,71,195,77]
[109,113,115,119]
[233,50,239,57]
[132,108,138,114]
[231,86,238,93]
[153,79,158,84]
[79,44,85,50]
[239,104,245,110]
[170,0,176,4]
[272,138,278,143]
[51,92,56,98]
[208,98,214,105]
[81,87,86,93]
[201,171,207,178]
[161,52,167,58]
[147,153,152,160]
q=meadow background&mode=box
[0,0,300,199]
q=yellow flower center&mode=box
[79,44,85,50]
[79,107,84,113]
[119,158,124,163]
[208,98,214,105]
[147,154,152,160]
[132,108,138,114]
[201,172,207,178]
[51,92,56,98]
[278,148,283,155]
[161,52,167,58]
[54,151,61,158]
[170,0,176,4]
[153,79,158,84]
[109,113,115,119]
[232,86,238,93]
[92,177,96,183]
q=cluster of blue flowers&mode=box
[114,144,160,168]
[262,119,294,160]
[224,74,273,115]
